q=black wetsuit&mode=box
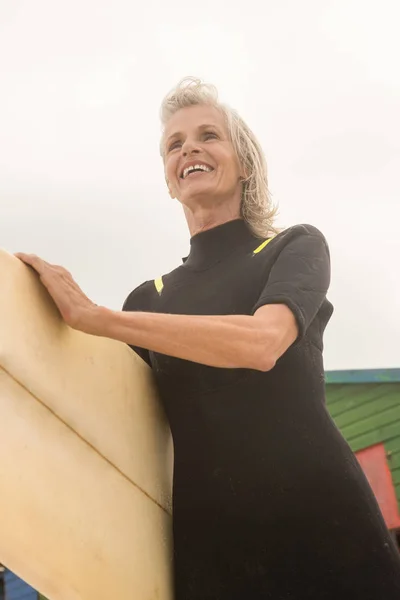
[123,219,400,599]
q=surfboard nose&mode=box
[0,248,174,600]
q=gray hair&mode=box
[159,77,278,239]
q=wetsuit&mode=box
[123,219,400,599]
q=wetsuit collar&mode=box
[182,218,256,269]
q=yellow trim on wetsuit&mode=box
[253,237,274,254]
[154,237,274,294]
[154,276,164,295]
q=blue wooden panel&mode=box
[325,368,400,384]
[3,570,37,600]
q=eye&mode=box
[204,131,218,140]
[168,140,182,152]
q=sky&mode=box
[0,0,399,370]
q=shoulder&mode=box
[251,224,331,284]
[122,263,184,311]
[267,223,330,258]
[122,280,155,311]
[274,223,328,244]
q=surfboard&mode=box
[0,249,174,600]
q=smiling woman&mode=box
[160,77,278,240]
[16,77,400,600]
[118,77,400,600]
[163,104,246,230]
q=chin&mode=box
[180,186,217,208]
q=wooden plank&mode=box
[327,384,397,418]
[325,385,351,405]
[390,466,400,486]
[395,482,400,506]
[334,392,400,429]
[386,450,400,471]
[384,438,400,455]
[348,422,400,453]
[342,406,400,442]
[326,384,369,414]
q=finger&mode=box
[15,252,40,261]
[14,252,30,261]
[52,264,71,277]
[15,252,39,265]
[14,253,48,274]
[15,252,35,266]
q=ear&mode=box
[166,179,176,199]
[240,167,248,181]
[238,159,248,181]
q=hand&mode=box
[14,252,99,334]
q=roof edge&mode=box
[325,369,400,384]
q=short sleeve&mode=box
[251,225,331,340]
[122,281,153,367]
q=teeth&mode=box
[183,164,212,179]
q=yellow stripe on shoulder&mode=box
[253,236,274,254]
[154,276,164,295]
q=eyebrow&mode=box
[165,123,221,145]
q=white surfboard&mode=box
[0,249,174,600]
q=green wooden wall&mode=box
[326,381,400,510]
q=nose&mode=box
[181,138,201,157]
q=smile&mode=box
[180,163,214,179]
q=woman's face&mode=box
[163,104,243,210]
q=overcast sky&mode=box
[1,0,399,370]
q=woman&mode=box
[17,77,400,599]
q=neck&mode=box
[182,217,256,269]
[183,202,242,237]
